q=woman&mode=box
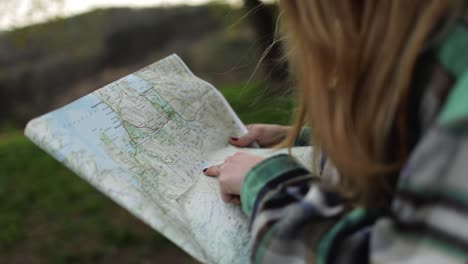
[205,0,468,263]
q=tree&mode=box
[243,0,288,83]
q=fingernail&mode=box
[230,137,238,141]
[203,168,207,173]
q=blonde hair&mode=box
[279,0,451,208]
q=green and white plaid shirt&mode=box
[240,4,468,264]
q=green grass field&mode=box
[0,83,293,263]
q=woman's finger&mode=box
[228,196,241,205]
[203,164,221,177]
[229,132,257,147]
[219,180,241,204]
[221,192,241,205]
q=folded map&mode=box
[24,54,312,264]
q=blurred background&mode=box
[0,0,294,263]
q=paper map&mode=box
[25,54,312,263]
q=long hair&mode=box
[279,0,453,208]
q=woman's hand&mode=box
[229,124,290,148]
[204,152,264,204]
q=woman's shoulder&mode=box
[396,7,468,214]
[434,11,468,133]
[436,11,468,135]
[418,7,468,135]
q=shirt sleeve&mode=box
[241,125,468,264]
[240,154,349,264]
[294,126,311,146]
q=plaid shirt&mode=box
[240,5,468,264]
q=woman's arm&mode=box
[242,123,468,263]
[240,154,351,264]
[206,119,468,263]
